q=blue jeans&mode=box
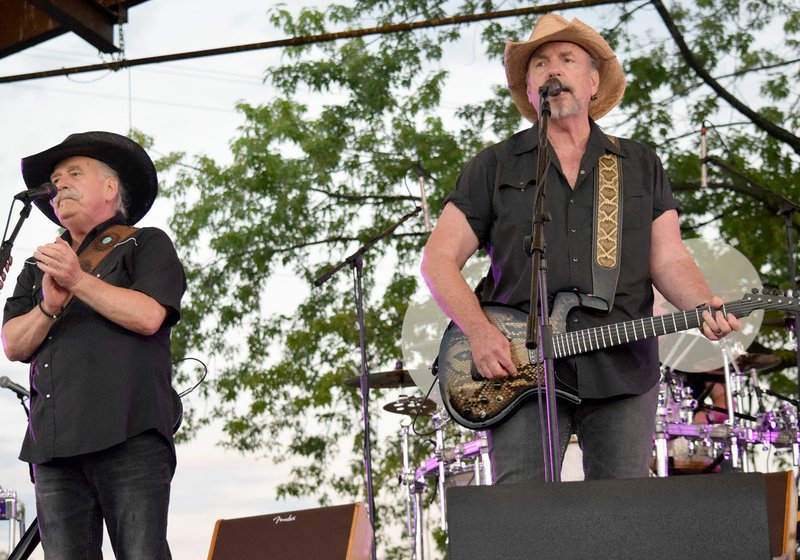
[488,381,659,483]
[34,431,175,560]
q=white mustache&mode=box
[51,189,82,207]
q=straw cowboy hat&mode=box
[21,131,158,226]
[504,13,626,122]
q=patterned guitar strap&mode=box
[78,224,138,273]
[591,135,623,312]
[58,224,138,312]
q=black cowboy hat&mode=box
[21,131,158,226]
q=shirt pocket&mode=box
[495,179,535,224]
[623,193,645,231]
[95,258,134,289]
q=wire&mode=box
[173,356,208,398]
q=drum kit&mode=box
[654,348,799,477]
[341,242,800,558]
[343,364,491,560]
[653,239,800,476]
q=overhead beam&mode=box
[0,0,149,59]
[0,0,64,58]
[26,0,122,53]
[0,0,631,82]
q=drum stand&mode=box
[719,339,746,470]
[399,413,447,560]
[654,367,698,477]
[399,423,427,560]
[400,411,493,560]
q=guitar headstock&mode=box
[740,288,800,314]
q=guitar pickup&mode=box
[470,362,482,382]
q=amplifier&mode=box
[447,472,796,560]
[207,502,372,560]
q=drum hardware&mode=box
[383,396,437,417]
[398,407,493,560]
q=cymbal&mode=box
[686,353,782,379]
[655,239,763,373]
[735,352,782,372]
[383,396,437,417]
[343,369,416,389]
[761,314,796,327]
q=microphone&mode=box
[14,182,57,202]
[700,126,708,188]
[749,369,766,413]
[0,376,29,398]
[538,78,564,98]
[415,163,432,232]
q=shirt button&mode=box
[572,257,579,262]
[580,170,586,175]
[570,228,577,233]
[45,394,51,399]
[44,363,49,368]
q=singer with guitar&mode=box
[421,14,740,484]
[2,132,185,559]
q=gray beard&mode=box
[549,96,583,119]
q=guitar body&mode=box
[437,290,799,431]
[437,300,578,431]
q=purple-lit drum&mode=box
[415,437,490,488]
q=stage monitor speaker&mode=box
[447,472,796,560]
[206,502,373,560]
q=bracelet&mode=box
[38,300,61,320]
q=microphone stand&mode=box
[704,156,800,402]
[314,206,422,560]
[3,198,53,558]
[525,89,560,483]
[0,200,35,289]
[5,382,41,560]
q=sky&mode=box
[0,1,513,557]
[0,1,787,558]
[0,1,349,557]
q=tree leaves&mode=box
[161,1,800,553]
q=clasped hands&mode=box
[34,237,84,313]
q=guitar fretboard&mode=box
[551,295,784,359]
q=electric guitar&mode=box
[437,289,799,430]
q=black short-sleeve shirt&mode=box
[447,121,679,398]
[3,216,186,464]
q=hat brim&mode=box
[21,131,157,226]
[504,15,626,122]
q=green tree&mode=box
[160,0,800,555]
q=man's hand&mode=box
[700,295,742,341]
[35,238,85,292]
[36,237,83,312]
[468,323,519,379]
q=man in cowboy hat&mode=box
[2,131,185,558]
[422,14,739,482]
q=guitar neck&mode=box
[552,299,758,359]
